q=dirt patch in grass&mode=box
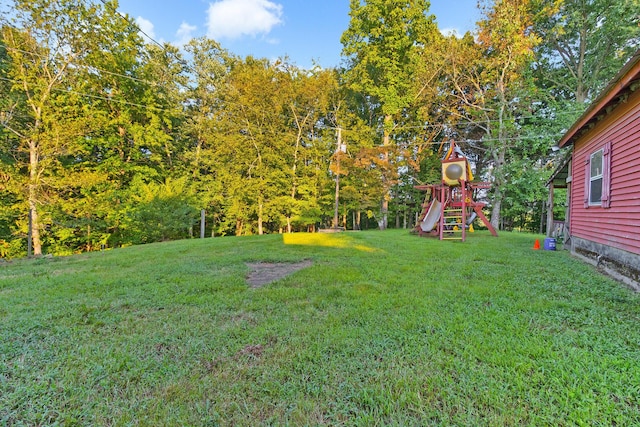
[246,260,313,287]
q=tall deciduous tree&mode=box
[445,0,540,230]
[480,0,540,230]
[0,0,144,255]
[100,41,189,248]
[533,0,640,103]
[341,0,439,229]
[182,38,233,236]
[214,56,292,235]
[0,38,27,257]
[280,64,338,232]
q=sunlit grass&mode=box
[282,231,378,252]
[1,230,639,425]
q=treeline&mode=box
[0,0,638,258]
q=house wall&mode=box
[570,86,640,256]
[569,86,640,290]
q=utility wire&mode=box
[1,58,582,130]
[323,105,585,134]
[94,0,184,67]
[1,5,580,144]
[0,73,566,143]
[0,42,160,87]
[1,1,583,145]
[0,76,171,112]
[94,0,167,53]
[1,16,584,136]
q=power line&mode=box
[347,109,583,132]
[94,0,167,53]
[1,27,578,144]
[0,76,171,112]
[93,0,185,68]
[1,68,571,143]
[2,6,584,140]
[311,124,567,148]
[2,0,184,88]
[0,42,159,87]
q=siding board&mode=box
[570,85,640,256]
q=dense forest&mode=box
[1,0,638,258]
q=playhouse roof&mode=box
[558,49,640,148]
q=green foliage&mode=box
[340,0,443,229]
[500,159,548,231]
[1,230,639,424]
[341,0,437,117]
[532,0,640,102]
[119,177,198,245]
[0,0,155,256]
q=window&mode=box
[589,149,603,204]
[583,142,612,208]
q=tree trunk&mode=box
[403,207,407,229]
[257,198,264,235]
[288,108,307,234]
[575,27,587,103]
[379,204,388,230]
[490,194,502,231]
[395,186,401,229]
[490,144,506,230]
[488,81,510,233]
[86,224,91,252]
[28,139,42,256]
[379,115,392,230]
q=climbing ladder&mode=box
[441,207,464,240]
[439,183,467,241]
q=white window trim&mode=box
[588,148,604,206]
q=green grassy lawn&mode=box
[1,230,639,426]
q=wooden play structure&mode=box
[415,141,497,241]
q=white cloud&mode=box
[206,0,283,40]
[440,27,463,38]
[175,22,198,47]
[135,16,158,41]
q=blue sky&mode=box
[116,0,481,69]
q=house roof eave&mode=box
[546,151,572,188]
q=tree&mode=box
[444,0,540,230]
[181,38,233,236]
[280,64,338,232]
[0,36,28,257]
[533,0,640,103]
[341,0,439,229]
[328,108,381,230]
[0,0,146,255]
[207,56,293,235]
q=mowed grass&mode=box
[1,230,639,426]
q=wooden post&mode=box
[200,209,206,239]
[461,181,467,242]
[546,184,554,237]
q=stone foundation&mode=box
[571,237,640,292]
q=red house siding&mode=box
[570,87,640,256]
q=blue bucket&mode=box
[543,238,556,251]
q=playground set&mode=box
[414,141,498,241]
